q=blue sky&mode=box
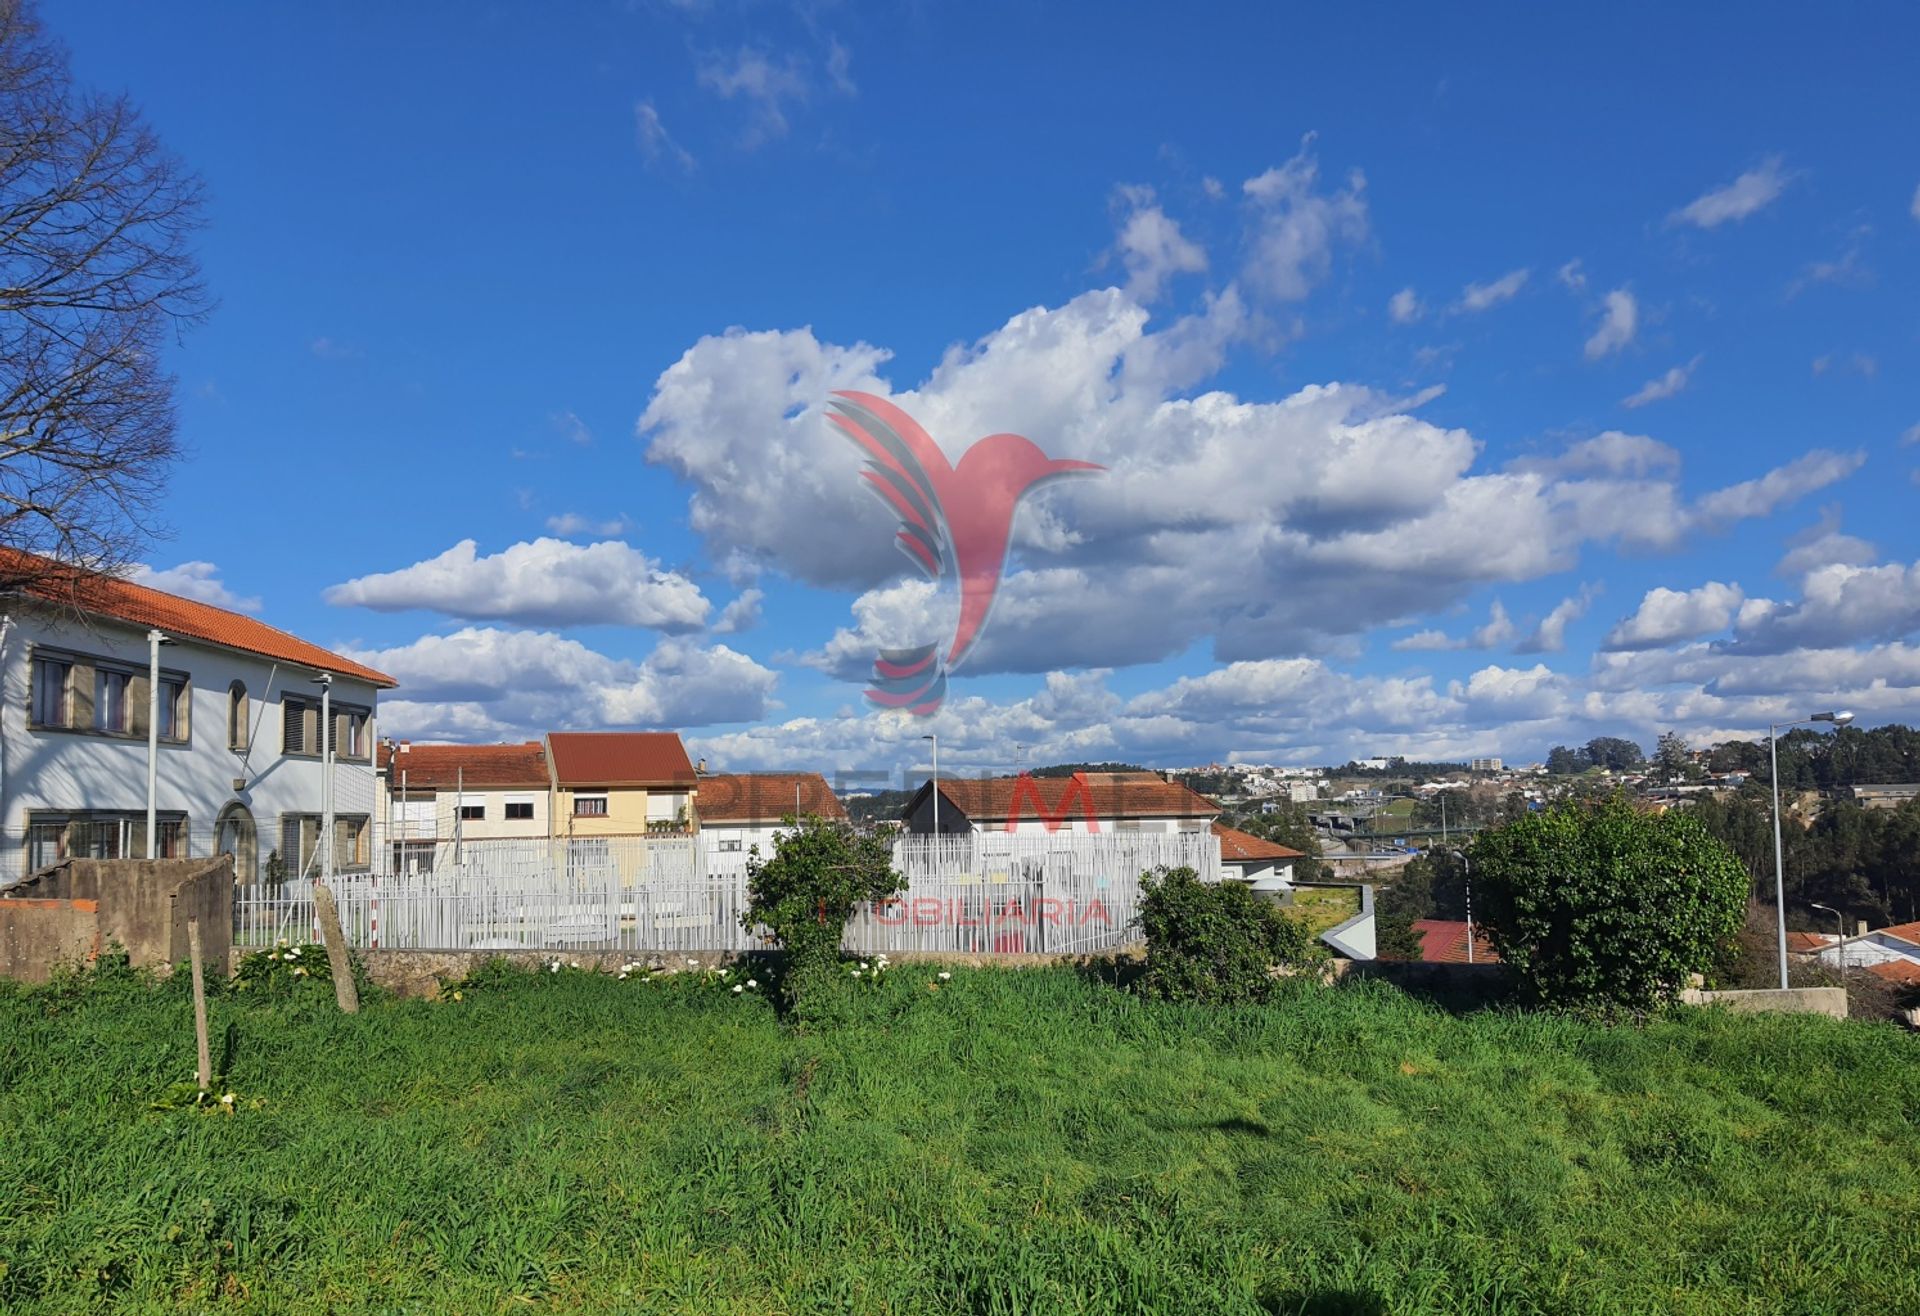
[54,1,1920,779]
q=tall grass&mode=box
[1,959,1916,1313]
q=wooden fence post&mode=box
[312,882,361,1014]
[187,916,212,1091]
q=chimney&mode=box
[697,757,708,775]
[399,740,411,753]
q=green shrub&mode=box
[740,816,903,1021]
[1137,866,1320,1003]
[1472,794,1747,1015]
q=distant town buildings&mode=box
[1470,757,1503,773]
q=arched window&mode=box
[228,680,249,751]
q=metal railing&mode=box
[232,830,1217,956]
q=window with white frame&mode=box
[716,837,743,853]
[504,797,534,821]
[573,794,608,817]
[457,794,485,821]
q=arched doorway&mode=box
[215,801,258,883]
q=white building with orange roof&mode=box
[0,549,395,883]
[694,771,845,861]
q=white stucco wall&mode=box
[0,605,383,881]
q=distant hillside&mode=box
[843,764,1154,824]
[844,788,916,824]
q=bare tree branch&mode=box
[0,0,208,593]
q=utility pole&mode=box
[145,630,165,857]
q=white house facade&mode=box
[693,772,845,862]
[0,553,395,884]
[901,771,1219,837]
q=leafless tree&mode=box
[0,0,208,590]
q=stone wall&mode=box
[1679,986,1849,1019]
[0,856,233,979]
[0,897,102,982]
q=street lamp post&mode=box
[1809,901,1846,985]
[1769,710,1853,990]
[145,630,171,858]
[311,674,334,881]
[1447,847,1475,964]
[922,733,939,836]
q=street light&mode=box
[1809,901,1846,985]
[922,733,939,837]
[1445,847,1476,964]
[311,673,334,881]
[145,630,175,858]
[1769,710,1853,989]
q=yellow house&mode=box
[546,731,698,842]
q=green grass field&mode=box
[1282,886,1362,938]
[3,959,1918,1314]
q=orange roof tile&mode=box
[1784,931,1834,954]
[1212,822,1305,862]
[696,773,847,823]
[1875,921,1920,950]
[0,547,395,687]
[379,742,547,789]
[926,771,1218,823]
[1866,959,1920,988]
[546,731,695,787]
[1411,919,1501,965]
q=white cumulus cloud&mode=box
[127,562,262,614]
[1604,582,1746,650]
[325,538,711,630]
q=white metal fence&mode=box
[232,830,1218,956]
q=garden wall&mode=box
[0,856,232,981]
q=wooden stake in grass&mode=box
[187,916,212,1092]
[312,882,361,1015]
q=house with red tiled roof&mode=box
[902,771,1218,837]
[695,772,845,860]
[1411,919,1500,965]
[378,741,551,866]
[373,732,701,867]
[1809,918,1920,981]
[0,548,395,883]
[1211,822,1303,889]
[546,732,697,840]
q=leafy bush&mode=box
[229,942,332,995]
[740,816,903,1020]
[1472,795,1747,1014]
[1137,866,1319,1003]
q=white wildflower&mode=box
[732,984,744,994]
[938,971,951,981]
[746,978,758,988]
